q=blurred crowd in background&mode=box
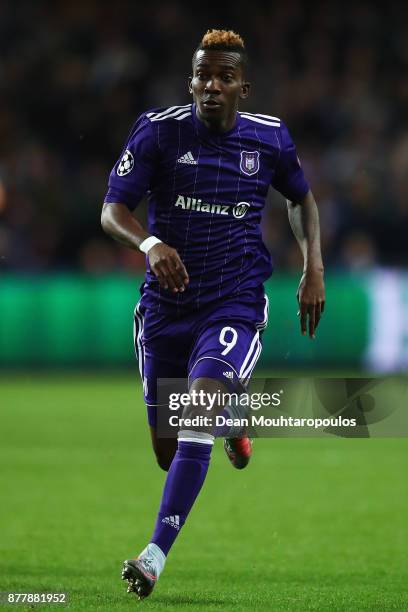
[0,0,407,274]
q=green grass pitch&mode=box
[1,374,407,611]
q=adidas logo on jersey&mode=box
[223,371,234,380]
[161,515,180,530]
[177,151,197,165]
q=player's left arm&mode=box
[287,190,325,338]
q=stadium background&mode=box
[1,0,408,370]
[1,2,407,610]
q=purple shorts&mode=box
[133,293,269,427]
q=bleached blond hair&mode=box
[193,29,248,71]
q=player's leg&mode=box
[148,376,221,552]
[188,317,265,468]
[123,376,227,599]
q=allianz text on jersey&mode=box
[174,194,250,219]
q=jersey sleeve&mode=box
[104,115,158,210]
[271,122,310,202]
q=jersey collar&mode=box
[191,103,242,139]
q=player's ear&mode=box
[188,76,193,94]
[240,81,250,100]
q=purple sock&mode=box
[150,439,212,556]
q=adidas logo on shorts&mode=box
[177,151,197,165]
[161,515,180,530]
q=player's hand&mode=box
[296,269,325,338]
[148,243,189,293]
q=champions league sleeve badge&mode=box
[117,149,134,176]
[240,151,260,176]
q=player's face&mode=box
[189,50,250,132]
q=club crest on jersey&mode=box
[117,149,134,176]
[240,151,259,176]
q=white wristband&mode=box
[139,236,162,254]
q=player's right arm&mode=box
[101,203,189,293]
[101,115,189,293]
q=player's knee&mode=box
[182,376,229,423]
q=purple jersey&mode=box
[105,103,309,314]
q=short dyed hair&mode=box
[193,29,248,72]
